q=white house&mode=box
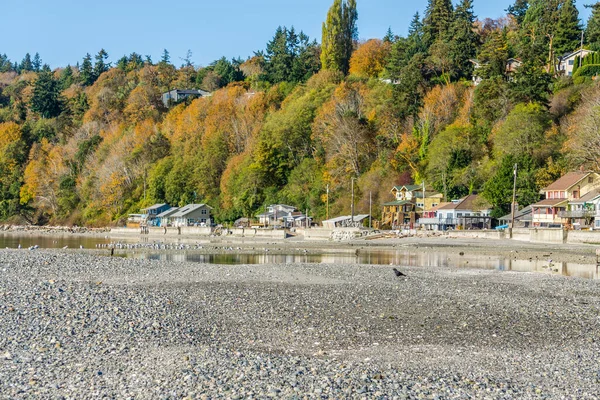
[558,49,595,76]
[418,194,492,230]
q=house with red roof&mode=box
[531,171,600,227]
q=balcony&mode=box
[558,210,596,219]
[418,218,458,225]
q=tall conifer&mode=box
[423,0,454,48]
[321,0,358,74]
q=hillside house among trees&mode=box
[558,49,595,76]
[162,89,211,108]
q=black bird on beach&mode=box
[393,268,406,277]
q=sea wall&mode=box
[530,228,568,244]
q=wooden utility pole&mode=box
[351,177,355,224]
[580,31,584,69]
[511,163,518,229]
[369,191,372,229]
[326,184,329,221]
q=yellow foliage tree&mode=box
[349,39,391,78]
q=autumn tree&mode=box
[0,122,26,219]
[349,39,390,78]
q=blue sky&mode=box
[1,0,593,68]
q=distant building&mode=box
[417,194,492,231]
[498,205,533,228]
[156,207,180,227]
[381,184,443,229]
[256,204,311,228]
[322,215,370,229]
[168,204,213,227]
[558,49,595,77]
[140,203,171,226]
[532,171,600,227]
[470,58,522,86]
[162,89,211,108]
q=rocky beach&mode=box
[1,243,600,398]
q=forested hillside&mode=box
[2,0,600,226]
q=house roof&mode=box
[544,172,591,191]
[383,200,413,206]
[428,202,452,212]
[499,205,533,222]
[323,215,370,223]
[392,185,422,192]
[437,195,490,211]
[141,203,168,212]
[170,204,213,217]
[560,49,595,60]
[570,190,600,204]
[156,207,180,218]
[532,199,569,208]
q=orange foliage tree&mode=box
[349,39,391,78]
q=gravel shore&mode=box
[2,249,600,398]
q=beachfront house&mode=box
[168,204,213,227]
[532,171,600,227]
[156,207,180,227]
[255,204,313,228]
[140,203,171,226]
[558,49,595,76]
[381,184,443,229]
[498,205,533,228]
[417,194,492,231]
[322,214,370,229]
[561,190,600,229]
[161,89,211,108]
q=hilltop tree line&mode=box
[2,0,600,226]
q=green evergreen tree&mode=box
[554,0,581,56]
[585,3,600,48]
[30,65,63,119]
[79,53,94,86]
[0,54,12,72]
[265,26,293,83]
[422,0,454,48]
[342,0,358,74]
[19,53,33,72]
[59,65,74,90]
[449,0,480,79]
[507,0,529,25]
[32,53,42,72]
[93,49,110,80]
[160,49,171,64]
[384,27,395,43]
[321,0,357,74]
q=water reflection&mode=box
[0,234,597,280]
[129,250,600,280]
[0,233,111,249]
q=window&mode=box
[589,177,594,184]
[201,209,207,215]
[568,60,574,65]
